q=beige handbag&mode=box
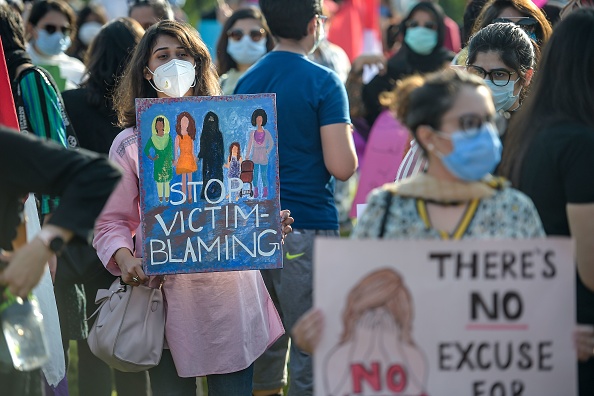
[87,277,166,372]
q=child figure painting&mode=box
[136,94,282,275]
[224,141,243,201]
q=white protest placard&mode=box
[314,237,576,396]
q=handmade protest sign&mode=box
[137,94,282,275]
[314,238,576,396]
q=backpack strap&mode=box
[14,66,79,149]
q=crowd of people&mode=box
[0,0,593,395]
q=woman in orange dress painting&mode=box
[173,111,198,203]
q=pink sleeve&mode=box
[93,128,141,276]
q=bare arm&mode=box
[567,203,594,291]
[320,123,358,181]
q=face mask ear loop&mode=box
[190,62,197,89]
[145,66,165,94]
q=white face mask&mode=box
[227,35,267,66]
[78,21,103,46]
[147,59,196,98]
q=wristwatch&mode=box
[37,229,66,254]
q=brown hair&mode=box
[175,111,196,140]
[228,141,242,163]
[113,20,221,128]
[341,268,415,345]
[379,74,425,122]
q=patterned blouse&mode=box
[353,186,545,240]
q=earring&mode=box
[426,143,435,151]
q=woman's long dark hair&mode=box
[82,18,144,108]
[499,8,594,186]
[113,20,220,128]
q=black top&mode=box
[519,120,594,396]
[0,126,121,250]
[361,2,454,126]
[62,88,122,155]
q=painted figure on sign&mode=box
[224,141,242,200]
[174,111,198,203]
[245,108,273,198]
[198,111,224,200]
[323,268,428,396]
[144,115,174,203]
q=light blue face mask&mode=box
[36,29,71,56]
[435,122,502,181]
[404,26,438,55]
[485,78,521,112]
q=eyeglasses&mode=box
[40,24,72,35]
[466,65,516,87]
[227,28,266,42]
[492,17,537,34]
[439,113,505,136]
[405,20,437,30]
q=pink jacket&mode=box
[93,128,284,377]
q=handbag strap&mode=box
[87,275,167,321]
[379,191,394,238]
[86,284,126,321]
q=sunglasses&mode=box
[227,28,266,42]
[40,24,72,35]
[406,20,437,30]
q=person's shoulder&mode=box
[537,121,594,152]
[491,185,536,209]
[111,127,137,158]
[58,53,85,70]
[61,87,86,102]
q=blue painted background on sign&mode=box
[136,94,282,275]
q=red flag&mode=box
[0,37,20,130]
[327,0,382,62]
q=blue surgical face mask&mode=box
[404,26,438,55]
[433,122,502,181]
[36,29,71,56]
[485,78,520,112]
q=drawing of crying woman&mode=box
[144,115,174,202]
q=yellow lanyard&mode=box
[416,199,480,240]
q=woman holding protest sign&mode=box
[94,20,293,396]
[293,68,545,353]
